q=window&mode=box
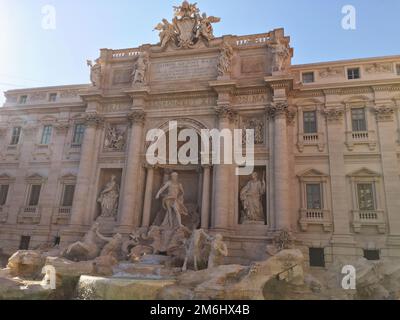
[10,127,22,145]
[309,248,325,267]
[347,67,360,80]
[61,184,75,207]
[0,185,9,206]
[302,72,315,84]
[40,125,53,145]
[357,183,376,211]
[72,124,85,146]
[351,108,367,132]
[28,185,42,207]
[303,111,317,134]
[19,236,31,250]
[19,95,28,104]
[48,93,57,102]
[54,236,61,246]
[396,64,400,76]
[364,250,380,261]
[306,184,322,209]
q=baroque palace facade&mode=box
[1,2,400,267]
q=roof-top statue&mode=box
[154,1,220,49]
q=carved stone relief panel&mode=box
[241,116,265,145]
[103,124,128,152]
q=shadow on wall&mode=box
[0,249,10,268]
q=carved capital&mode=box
[128,110,146,126]
[54,122,71,134]
[374,105,395,122]
[85,113,104,128]
[322,107,345,122]
[266,102,288,118]
[215,105,237,121]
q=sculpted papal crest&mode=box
[154,1,220,49]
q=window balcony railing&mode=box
[352,210,386,234]
[52,207,72,225]
[18,206,41,225]
[345,130,377,151]
[299,209,332,232]
[297,132,325,152]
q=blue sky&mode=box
[0,0,399,105]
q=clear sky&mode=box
[0,0,399,105]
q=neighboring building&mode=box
[1,2,400,267]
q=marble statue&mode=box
[96,229,123,259]
[270,36,290,72]
[154,1,220,49]
[182,229,208,271]
[154,19,177,48]
[87,59,101,87]
[266,229,295,256]
[64,222,100,261]
[195,13,221,41]
[217,42,234,77]
[240,172,266,223]
[104,126,126,151]
[131,52,149,85]
[155,172,189,229]
[208,234,228,269]
[98,175,120,218]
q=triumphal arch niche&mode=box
[68,1,294,263]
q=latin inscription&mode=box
[151,57,218,82]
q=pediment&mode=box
[25,173,47,182]
[297,168,327,178]
[347,168,380,177]
[0,173,15,181]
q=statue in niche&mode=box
[87,59,101,87]
[98,175,120,218]
[240,172,266,223]
[242,119,264,145]
[104,126,126,151]
[217,42,234,77]
[270,35,290,72]
[195,12,220,41]
[155,172,189,229]
[131,52,149,85]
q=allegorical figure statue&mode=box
[87,59,101,87]
[98,175,120,218]
[217,42,234,77]
[154,19,177,48]
[208,234,228,269]
[195,13,220,41]
[270,37,290,72]
[240,172,266,222]
[155,172,189,229]
[131,52,149,85]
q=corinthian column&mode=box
[142,165,155,227]
[212,105,237,230]
[70,113,104,226]
[201,165,212,229]
[118,110,146,232]
[268,102,292,231]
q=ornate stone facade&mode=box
[1,2,400,268]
